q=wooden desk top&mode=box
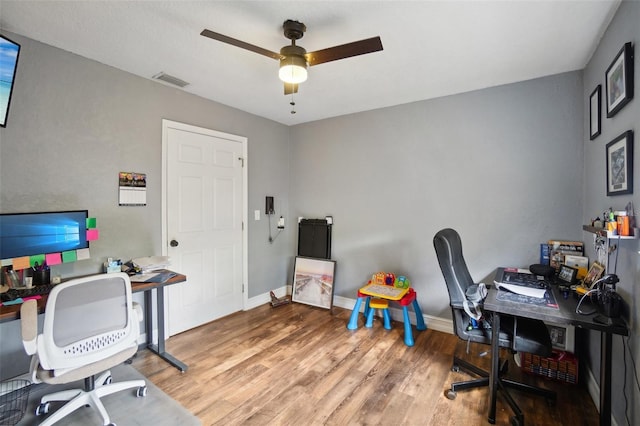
[0,271,186,323]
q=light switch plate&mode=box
[254,210,260,221]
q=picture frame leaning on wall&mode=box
[291,256,336,310]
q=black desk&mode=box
[484,278,628,426]
[131,273,188,373]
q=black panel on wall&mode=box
[298,219,332,259]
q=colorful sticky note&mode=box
[76,248,91,260]
[30,254,46,268]
[12,257,30,270]
[86,217,97,229]
[45,253,63,266]
[62,251,77,263]
[1,258,13,267]
[86,229,99,241]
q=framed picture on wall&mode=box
[606,130,634,196]
[605,42,634,118]
[589,85,601,140]
[291,256,336,310]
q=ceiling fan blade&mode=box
[284,83,298,95]
[201,29,282,60]
[305,36,383,66]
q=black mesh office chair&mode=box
[433,228,555,424]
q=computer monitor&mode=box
[0,33,21,128]
[0,210,89,260]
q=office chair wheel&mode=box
[445,389,457,400]
[451,365,460,373]
[136,385,148,397]
[35,402,50,416]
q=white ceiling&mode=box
[0,1,620,125]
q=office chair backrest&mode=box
[433,228,484,341]
[433,228,475,304]
[37,273,138,372]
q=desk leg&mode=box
[412,299,427,331]
[488,313,500,424]
[347,297,363,330]
[146,287,188,373]
[600,331,612,426]
[144,290,153,347]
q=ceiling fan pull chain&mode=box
[290,94,296,114]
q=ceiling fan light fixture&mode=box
[279,55,307,84]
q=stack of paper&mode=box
[132,256,171,272]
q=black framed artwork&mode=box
[605,42,634,118]
[589,85,601,140]
[291,256,336,310]
[606,130,634,196]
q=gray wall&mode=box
[289,71,584,319]
[0,32,292,296]
[582,1,639,423]
[0,33,292,379]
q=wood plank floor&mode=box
[131,303,599,425]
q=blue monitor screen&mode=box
[0,33,21,128]
[0,211,89,259]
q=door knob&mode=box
[170,239,179,247]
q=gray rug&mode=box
[16,364,200,426]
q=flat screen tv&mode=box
[0,33,21,128]
[0,210,89,260]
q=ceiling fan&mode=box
[200,20,383,95]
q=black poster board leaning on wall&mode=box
[298,219,332,259]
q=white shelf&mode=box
[582,225,638,240]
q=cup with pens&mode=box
[32,262,50,286]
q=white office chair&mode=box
[21,272,147,426]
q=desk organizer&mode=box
[521,350,578,384]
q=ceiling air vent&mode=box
[152,72,190,88]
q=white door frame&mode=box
[161,119,248,337]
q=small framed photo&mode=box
[589,85,601,140]
[605,42,634,118]
[292,256,336,310]
[557,264,578,284]
[583,262,605,289]
[606,130,634,196]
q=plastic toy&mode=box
[395,275,410,288]
[371,272,386,285]
[384,273,396,286]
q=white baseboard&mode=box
[245,289,455,334]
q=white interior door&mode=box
[162,120,247,336]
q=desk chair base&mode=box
[446,355,556,426]
[36,370,147,426]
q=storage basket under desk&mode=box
[521,350,578,384]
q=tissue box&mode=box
[103,262,121,274]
